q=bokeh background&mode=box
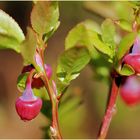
[0,1,140,139]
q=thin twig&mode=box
[98,78,119,139]
[39,46,62,139]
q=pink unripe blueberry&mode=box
[16,98,42,121]
[123,37,140,73]
[120,76,140,106]
[15,82,42,121]
[123,54,140,73]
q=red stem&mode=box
[42,73,62,139]
[26,69,35,89]
[98,78,119,139]
[39,48,62,139]
[51,100,62,139]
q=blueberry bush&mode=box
[0,1,140,139]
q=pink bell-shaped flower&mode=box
[16,71,42,121]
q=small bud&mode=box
[50,126,57,137]
[45,64,52,80]
[52,80,58,95]
[35,51,43,70]
[120,76,140,106]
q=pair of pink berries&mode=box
[16,64,52,121]
[120,37,140,106]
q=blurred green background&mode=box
[0,1,140,139]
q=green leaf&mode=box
[43,21,60,42]
[20,27,37,65]
[91,33,114,58]
[31,1,60,39]
[101,19,116,48]
[17,73,28,92]
[56,80,69,95]
[116,19,132,32]
[81,19,101,34]
[57,47,90,87]
[119,64,135,76]
[65,21,113,58]
[0,10,25,52]
[117,32,137,60]
[65,22,91,49]
[0,34,20,52]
